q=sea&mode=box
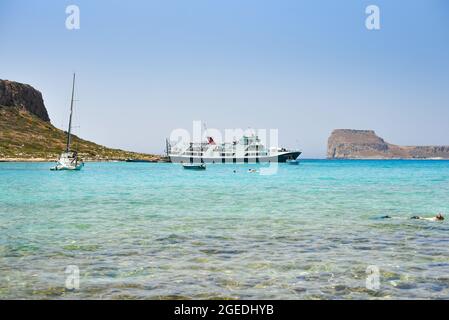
[1,160,449,299]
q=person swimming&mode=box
[375,213,444,221]
[248,169,257,173]
[410,213,444,221]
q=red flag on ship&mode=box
[207,137,216,145]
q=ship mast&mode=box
[66,73,76,152]
[165,138,170,158]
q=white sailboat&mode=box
[51,73,84,171]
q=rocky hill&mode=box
[0,79,50,122]
[327,129,449,159]
[0,79,161,162]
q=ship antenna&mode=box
[203,122,208,142]
[66,73,76,152]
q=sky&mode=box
[0,0,448,158]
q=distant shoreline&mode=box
[0,158,126,163]
[325,157,449,160]
[0,158,165,163]
[2,158,449,163]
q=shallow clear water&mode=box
[1,160,449,299]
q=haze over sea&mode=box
[1,160,449,299]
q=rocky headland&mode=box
[0,79,161,162]
[327,129,449,159]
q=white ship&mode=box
[167,134,301,164]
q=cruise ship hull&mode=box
[169,151,301,164]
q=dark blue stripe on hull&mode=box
[170,151,301,163]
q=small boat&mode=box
[286,159,300,165]
[125,159,155,163]
[51,73,84,171]
[182,163,206,170]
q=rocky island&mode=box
[327,129,449,159]
[0,79,161,162]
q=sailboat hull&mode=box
[50,151,84,171]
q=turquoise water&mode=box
[1,160,449,299]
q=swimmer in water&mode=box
[248,169,257,173]
[410,213,444,221]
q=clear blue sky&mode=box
[1,0,448,157]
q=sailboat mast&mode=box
[66,73,76,152]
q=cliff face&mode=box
[328,129,449,159]
[0,79,50,122]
